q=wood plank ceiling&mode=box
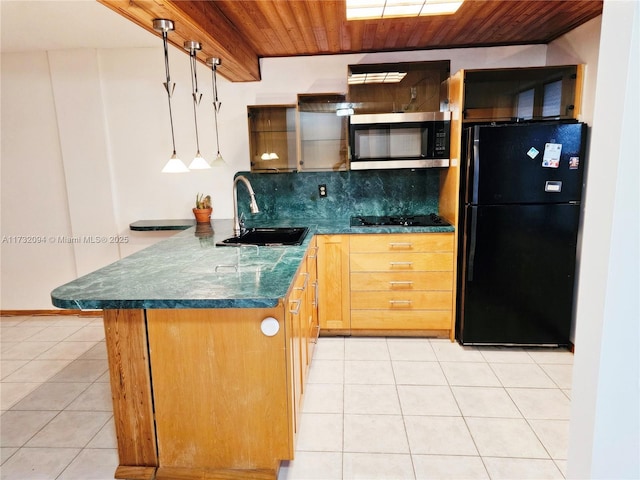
[98,0,602,82]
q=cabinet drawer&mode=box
[350,233,453,253]
[351,310,451,330]
[350,271,453,291]
[351,291,452,310]
[350,252,453,272]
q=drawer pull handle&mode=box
[295,272,309,291]
[289,299,301,314]
[389,281,414,287]
[389,242,413,248]
[389,261,413,268]
[389,300,412,306]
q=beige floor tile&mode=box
[527,349,574,365]
[345,338,390,361]
[0,342,18,353]
[507,388,571,420]
[26,410,112,448]
[491,363,557,388]
[302,383,343,414]
[412,454,489,480]
[57,447,119,480]
[313,337,345,360]
[478,346,535,364]
[65,325,105,342]
[430,340,485,362]
[345,360,395,384]
[482,457,564,479]
[1,446,18,463]
[465,417,549,458]
[78,341,108,360]
[529,419,570,460]
[307,359,344,384]
[405,416,478,456]
[0,360,28,380]
[295,413,343,452]
[0,410,58,447]
[343,452,415,479]
[3,359,70,383]
[554,459,568,477]
[0,382,40,410]
[48,359,108,383]
[397,385,461,416]
[392,361,447,385]
[440,362,501,387]
[66,382,112,411]
[36,341,97,360]
[86,417,117,449]
[540,363,573,389]
[278,451,342,480]
[451,386,522,418]
[0,447,80,480]
[344,384,401,415]
[387,338,436,361]
[1,341,57,360]
[11,382,90,411]
[343,414,409,454]
[26,325,84,342]
[0,325,46,342]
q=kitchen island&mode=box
[51,218,454,479]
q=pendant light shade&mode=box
[153,18,189,173]
[207,57,226,166]
[185,40,210,170]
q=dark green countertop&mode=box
[51,218,453,310]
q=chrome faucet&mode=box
[233,175,260,236]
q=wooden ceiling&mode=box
[98,0,602,82]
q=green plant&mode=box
[195,193,212,209]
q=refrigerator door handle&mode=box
[471,127,481,204]
[467,207,478,282]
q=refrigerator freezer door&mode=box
[457,203,581,345]
[466,122,587,205]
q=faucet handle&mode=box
[239,212,246,233]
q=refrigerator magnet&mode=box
[569,156,580,169]
[527,147,540,159]
[542,143,562,168]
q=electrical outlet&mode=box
[318,184,327,198]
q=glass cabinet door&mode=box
[297,94,349,171]
[248,105,297,172]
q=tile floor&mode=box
[1,315,574,480]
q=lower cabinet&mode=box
[316,232,455,337]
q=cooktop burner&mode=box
[350,213,451,227]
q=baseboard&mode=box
[0,309,102,317]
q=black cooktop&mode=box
[350,213,451,227]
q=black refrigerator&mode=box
[456,121,587,346]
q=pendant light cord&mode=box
[162,30,177,155]
[189,48,201,153]
[212,63,222,154]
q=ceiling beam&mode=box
[97,0,261,82]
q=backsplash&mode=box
[235,169,440,222]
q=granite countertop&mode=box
[51,217,454,310]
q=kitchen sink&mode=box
[217,227,309,247]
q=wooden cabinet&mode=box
[297,94,349,171]
[247,105,297,172]
[316,235,350,332]
[349,233,454,335]
[461,65,583,123]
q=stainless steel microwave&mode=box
[349,111,450,169]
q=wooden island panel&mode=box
[145,307,292,479]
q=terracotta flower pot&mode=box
[193,207,212,224]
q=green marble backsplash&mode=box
[235,169,441,222]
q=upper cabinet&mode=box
[462,65,583,123]
[297,94,349,172]
[347,61,450,114]
[247,105,297,172]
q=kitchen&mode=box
[1,1,638,479]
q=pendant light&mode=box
[153,19,189,173]
[184,40,210,170]
[207,57,226,166]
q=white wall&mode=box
[567,1,639,478]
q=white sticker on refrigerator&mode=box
[542,143,562,168]
[527,147,540,159]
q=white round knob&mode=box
[261,317,280,336]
